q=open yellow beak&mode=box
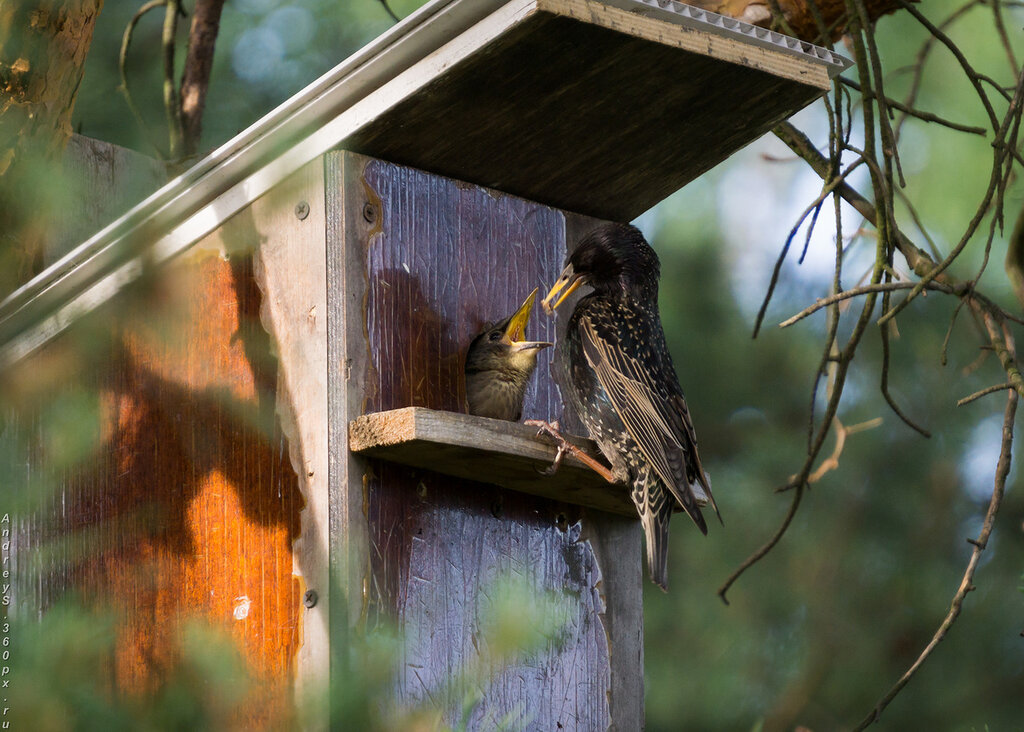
[504,287,538,342]
[502,288,552,353]
[541,264,583,315]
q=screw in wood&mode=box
[362,202,377,223]
[295,201,310,220]
[303,589,318,608]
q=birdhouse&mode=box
[1,0,845,727]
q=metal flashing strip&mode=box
[602,0,851,77]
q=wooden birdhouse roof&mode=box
[0,0,846,366]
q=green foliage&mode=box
[5,599,250,731]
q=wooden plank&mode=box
[115,222,303,728]
[325,150,373,654]
[348,407,634,516]
[331,151,642,729]
[53,135,166,262]
[346,0,832,220]
[248,161,330,714]
[9,138,305,728]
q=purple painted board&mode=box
[330,153,642,730]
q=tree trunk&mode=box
[0,0,103,296]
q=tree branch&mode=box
[180,0,226,157]
[957,381,1014,406]
[162,0,184,160]
[779,281,955,328]
[119,0,170,159]
[838,77,987,135]
[854,387,1017,730]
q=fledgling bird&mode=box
[464,287,553,421]
[541,223,720,591]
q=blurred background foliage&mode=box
[2,0,1023,729]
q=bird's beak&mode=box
[504,287,553,351]
[541,264,583,315]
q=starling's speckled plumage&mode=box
[542,223,719,590]
[465,288,552,421]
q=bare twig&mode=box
[784,416,884,487]
[180,0,226,157]
[990,0,1019,73]
[896,0,999,132]
[879,65,1024,325]
[773,122,1024,328]
[378,0,401,22]
[754,159,865,337]
[879,290,932,437]
[957,382,1014,406]
[119,0,170,159]
[977,309,1024,399]
[855,388,1017,729]
[779,281,955,328]
[839,78,987,135]
[162,0,185,160]
[894,0,982,141]
[940,298,966,366]
[719,485,803,605]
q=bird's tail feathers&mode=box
[634,471,676,590]
[662,478,708,536]
[693,471,723,526]
[640,508,670,592]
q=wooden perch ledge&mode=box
[348,407,634,516]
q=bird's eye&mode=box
[489,330,503,342]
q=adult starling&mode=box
[464,288,553,421]
[540,223,719,591]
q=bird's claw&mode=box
[523,419,617,483]
[539,443,568,476]
[525,418,561,440]
[524,419,568,476]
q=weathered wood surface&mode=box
[330,151,642,730]
[250,162,330,711]
[349,407,635,516]
[348,0,832,221]
[8,138,304,728]
[52,136,166,261]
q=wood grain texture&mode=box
[9,139,304,728]
[53,136,166,262]
[346,1,829,220]
[349,407,634,516]
[250,161,330,711]
[330,151,643,730]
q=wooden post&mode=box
[327,151,642,729]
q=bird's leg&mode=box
[524,420,618,483]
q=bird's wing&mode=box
[579,316,713,530]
